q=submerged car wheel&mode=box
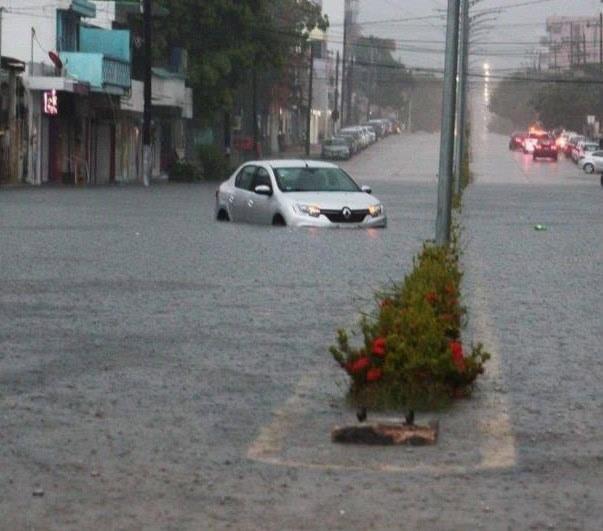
[272,214,286,227]
[216,209,230,221]
[584,163,595,174]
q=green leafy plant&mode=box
[330,242,490,410]
[169,160,200,182]
[198,144,230,181]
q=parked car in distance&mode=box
[571,141,599,163]
[533,135,558,161]
[215,160,386,228]
[509,131,527,150]
[367,119,387,138]
[321,137,351,160]
[340,127,366,150]
[361,126,377,144]
[337,132,360,154]
[578,150,603,173]
[565,134,585,158]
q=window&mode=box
[593,151,603,157]
[251,167,271,190]
[274,167,360,193]
[57,10,80,52]
[235,166,256,190]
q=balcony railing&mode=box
[61,52,131,91]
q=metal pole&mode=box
[305,43,314,157]
[346,56,354,124]
[599,11,602,69]
[0,8,3,68]
[453,0,469,195]
[341,1,348,126]
[366,46,373,121]
[30,28,35,75]
[142,0,152,187]
[435,0,461,246]
[333,51,340,135]
[252,66,259,158]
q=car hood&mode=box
[282,191,380,210]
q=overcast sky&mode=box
[322,0,601,72]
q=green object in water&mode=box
[534,224,547,231]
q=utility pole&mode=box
[346,56,354,125]
[0,8,3,69]
[142,0,152,187]
[435,0,461,246]
[453,0,469,196]
[333,51,340,135]
[305,43,315,157]
[252,66,259,159]
[366,46,374,121]
[599,11,602,69]
[341,5,348,127]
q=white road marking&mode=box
[247,267,517,475]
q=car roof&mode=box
[257,159,339,169]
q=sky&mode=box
[321,0,602,73]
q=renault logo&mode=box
[342,207,352,219]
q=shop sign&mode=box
[43,90,59,116]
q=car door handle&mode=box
[247,199,254,207]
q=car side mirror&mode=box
[361,185,372,194]
[255,184,272,196]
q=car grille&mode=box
[321,209,369,223]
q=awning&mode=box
[24,76,90,95]
[1,56,26,72]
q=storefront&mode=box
[0,56,26,184]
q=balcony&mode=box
[61,53,131,93]
[60,27,131,94]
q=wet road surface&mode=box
[1,98,602,529]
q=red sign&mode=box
[43,90,58,115]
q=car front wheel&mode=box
[584,163,595,174]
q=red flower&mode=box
[444,283,456,295]
[350,356,370,373]
[366,368,383,382]
[425,291,438,304]
[372,337,387,357]
[449,340,465,371]
[379,298,393,309]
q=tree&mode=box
[489,67,603,133]
[531,78,601,132]
[155,0,328,119]
[488,71,539,131]
[352,35,413,116]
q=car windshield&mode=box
[273,167,360,192]
[331,138,348,146]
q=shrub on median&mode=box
[330,241,490,410]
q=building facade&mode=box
[0,0,192,186]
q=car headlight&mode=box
[295,203,321,217]
[368,204,383,218]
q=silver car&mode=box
[215,160,386,228]
[321,137,351,160]
[579,150,603,173]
